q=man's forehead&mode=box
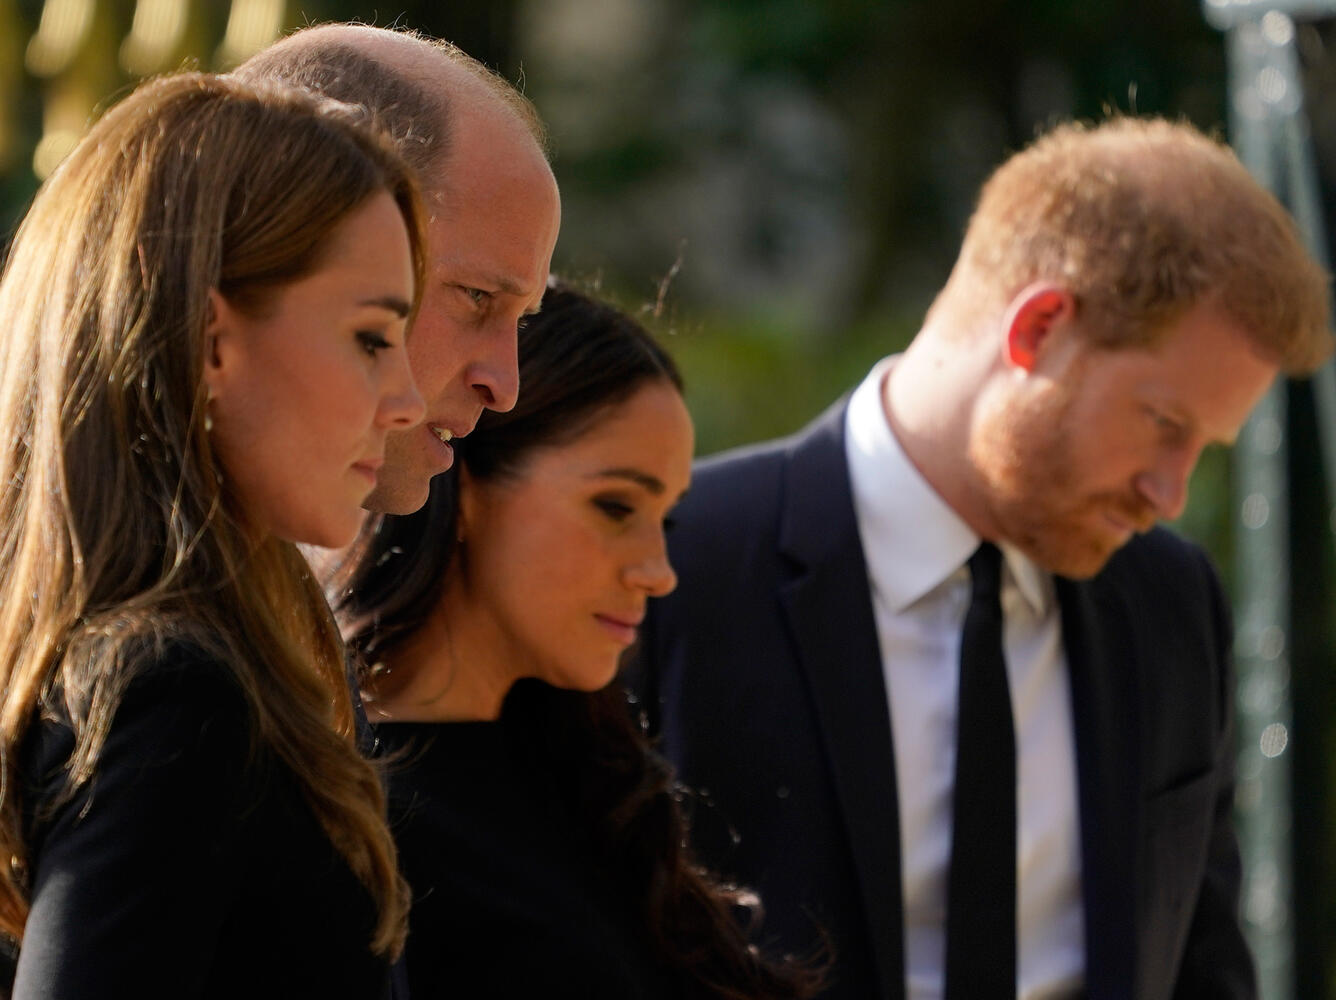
[426,140,552,206]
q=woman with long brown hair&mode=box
[0,72,426,997]
[328,283,822,999]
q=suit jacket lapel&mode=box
[777,400,906,1000]
[1058,574,1142,1000]
[770,399,1145,998]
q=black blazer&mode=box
[635,399,1254,1000]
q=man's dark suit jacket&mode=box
[635,400,1255,1000]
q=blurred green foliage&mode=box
[652,305,917,454]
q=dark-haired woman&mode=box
[0,72,426,997]
[328,284,822,998]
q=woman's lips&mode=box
[351,459,382,485]
[595,613,642,646]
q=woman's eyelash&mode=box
[356,331,391,356]
[595,499,633,520]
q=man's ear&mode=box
[1001,283,1075,372]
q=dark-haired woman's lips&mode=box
[594,613,643,646]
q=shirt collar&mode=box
[844,356,1051,616]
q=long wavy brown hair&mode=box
[326,284,824,997]
[0,72,426,956]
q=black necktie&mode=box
[944,541,1016,998]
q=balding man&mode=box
[237,25,561,515]
[235,35,559,998]
[636,118,1331,1000]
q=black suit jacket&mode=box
[635,399,1254,1000]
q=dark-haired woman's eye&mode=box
[357,331,391,357]
[595,498,633,522]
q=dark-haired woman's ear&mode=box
[455,466,480,546]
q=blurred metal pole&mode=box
[1205,3,1336,997]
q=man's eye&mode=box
[1146,407,1184,437]
[462,287,489,306]
[1158,416,1185,437]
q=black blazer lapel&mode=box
[776,400,906,1000]
[1058,575,1142,1000]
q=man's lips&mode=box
[423,423,464,471]
[429,416,478,445]
[1101,504,1155,539]
[1102,512,1134,539]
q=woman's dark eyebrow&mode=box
[360,295,412,318]
[585,468,665,494]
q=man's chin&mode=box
[1034,537,1122,580]
[362,472,432,516]
[1011,522,1125,581]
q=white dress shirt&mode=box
[844,357,1085,999]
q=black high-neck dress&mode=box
[13,645,390,999]
[376,715,685,999]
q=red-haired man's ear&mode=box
[1003,284,1075,371]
